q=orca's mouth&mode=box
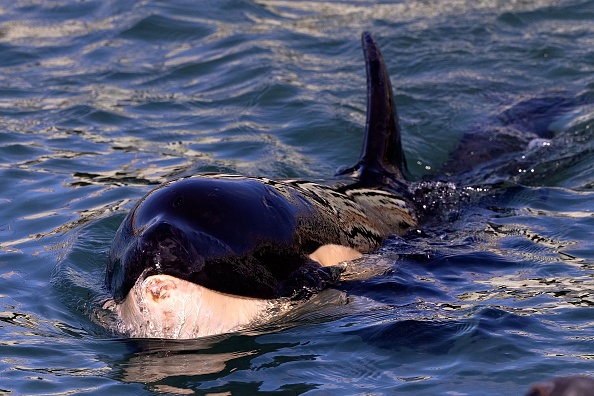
[107,222,220,303]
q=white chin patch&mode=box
[111,275,272,339]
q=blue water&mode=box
[1,0,594,394]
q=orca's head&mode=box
[106,177,308,303]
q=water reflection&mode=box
[118,337,255,383]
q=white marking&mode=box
[113,275,271,339]
[309,244,362,267]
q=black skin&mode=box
[107,177,351,302]
[105,173,413,302]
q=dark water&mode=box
[1,0,594,394]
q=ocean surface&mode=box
[1,0,594,394]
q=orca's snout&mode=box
[138,221,203,272]
[107,220,208,303]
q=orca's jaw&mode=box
[113,274,271,339]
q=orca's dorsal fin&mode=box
[339,32,408,185]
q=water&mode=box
[1,0,594,394]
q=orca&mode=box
[105,32,417,338]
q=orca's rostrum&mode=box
[105,32,417,338]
